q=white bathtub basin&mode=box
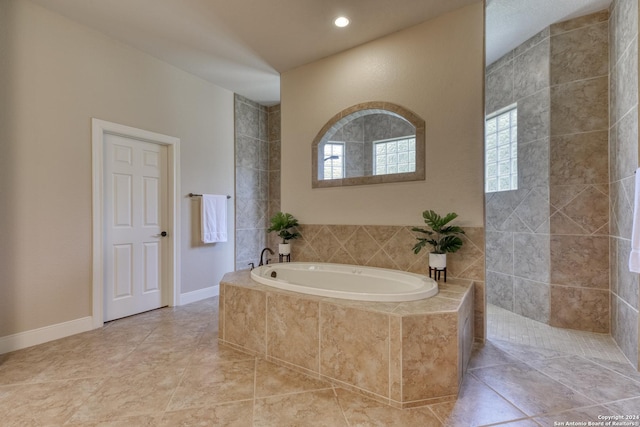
[250,262,437,302]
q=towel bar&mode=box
[189,193,231,199]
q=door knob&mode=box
[160,231,167,237]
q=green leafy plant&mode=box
[412,210,465,254]
[267,211,300,243]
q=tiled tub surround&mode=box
[289,223,486,342]
[219,270,474,408]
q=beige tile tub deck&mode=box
[219,270,475,408]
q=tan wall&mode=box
[280,2,485,227]
[0,0,235,337]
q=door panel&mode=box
[104,134,167,321]
[113,244,133,298]
[143,177,159,225]
[113,173,132,226]
[143,242,160,293]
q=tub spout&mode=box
[259,247,274,266]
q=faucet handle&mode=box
[266,258,271,265]
[248,262,255,270]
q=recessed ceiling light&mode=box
[334,16,350,28]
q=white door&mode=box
[103,134,168,321]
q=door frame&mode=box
[91,118,181,329]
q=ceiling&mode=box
[31,0,612,106]
[486,0,612,65]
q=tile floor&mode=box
[487,304,630,363]
[1,298,640,426]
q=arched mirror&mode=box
[312,102,425,188]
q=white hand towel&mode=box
[630,169,640,272]
[201,194,228,243]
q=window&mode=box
[373,136,416,176]
[485,105,517,193]
[323,142,344,179]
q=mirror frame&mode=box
[311,101,425,188]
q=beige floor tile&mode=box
[35,345,134,381]
[429,375,526,426]
[585,357,640,384]
[197,328,220,346]
[533,404,619,426]
[64,414,164,426]
[0,378,103,425]
[254,389,348,427]
[167,359,256,411]
[160,401,254,426]
[120,340,198,371]
[335,388,442,427]
[490,338,569,361]
[488,420,541,426]
[142,328,205,346]
[254,359,332,398]
[472,363,595,416]
[76,326,155,348]
[67,367,185,422]
[0,356,54,385]
[189,340,255,366]
[604,396,640,416]
[529,355,640,403]
[468,341,522,370]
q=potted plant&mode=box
[412,210,465,270]
[267,211,300,255]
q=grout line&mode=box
[252,357,258,425]
[467,370,533,421]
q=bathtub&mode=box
[219,268,474,408]
[250,262,438,302]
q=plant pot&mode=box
[428,253,447,269]
[278,243,291,255]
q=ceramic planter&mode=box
[429,253,447,269]
[279,243,291,255]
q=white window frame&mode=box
[485,104,517,193]
[372,136,416,176]
[322,141,345,180]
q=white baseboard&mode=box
[179,284,219,305]
[0,316,94,355]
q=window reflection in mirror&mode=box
[312,102,425,188]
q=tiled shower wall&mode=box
[485,11,610,332]
[548,12,610,333]
[234,95,281,270]
[485,26,552,323]
[610,0,640,368]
